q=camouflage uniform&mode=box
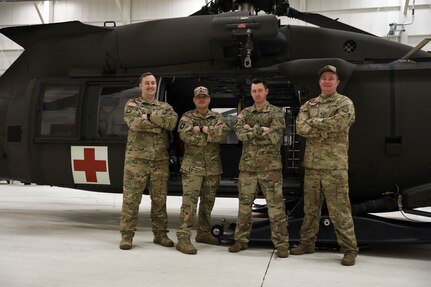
[120,96,178,238]
[296,91,358,253]
[233,103,289,248]
[176,109,229,239]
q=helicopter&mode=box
[0,0,431,244]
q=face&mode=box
[193,95,210,110]
[251,83,268,106]
[319,71,340,96]
[139,75,157,98]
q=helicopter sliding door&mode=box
[31,79,83,186]
[80,80,140,192]
[30,78,139,192]
[162,75,302,197]
[162,76,243,196]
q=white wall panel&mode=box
[54,0,121,24]
[307,0,401,12]
[0,34,22,50]
[131,0,204,22]
[0,2,43,25]
[289,0,301,8]
[0,49,23,74]
[319,9,401,36]
[0,32,23,75]
[285,0,431,50]
[407,6,431,35]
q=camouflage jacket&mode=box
[178,109,229,175]
[234,102,285,172]
[296,92,355,170]
[124,96,178,160]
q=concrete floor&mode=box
[1,181,430,287]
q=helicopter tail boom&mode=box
[0,21,110,49]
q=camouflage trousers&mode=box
[120,158,170,238]
[176,173,220,239]
[299,169,358,253]
[233,170,289,248]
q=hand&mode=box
[261,127,270,134]
[193,126,201,133]
[244,124,251,130]
[307,118,321,126]
[202,126,209,134]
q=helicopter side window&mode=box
[40,85,80,137]
[97,86,141,139]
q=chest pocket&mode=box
[248,112,272,127]
[309,103,337,118]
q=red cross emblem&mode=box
[71,146,110,185]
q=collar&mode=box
[251,102,270,112]
[317,92,338,103]
[193,109,213,118]
[138,96,159,105]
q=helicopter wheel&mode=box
[211,224,224,238]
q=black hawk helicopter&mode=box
[0,0,430,244]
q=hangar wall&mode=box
[0,0,430,76]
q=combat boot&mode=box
[196,232,221,245]
[290,244,315,255]
[341,252,357,266]
[228,241,248,253]
[153,234,174,247]
[176,238,197,255]
[277,246,289,258]
[119,236,133,250]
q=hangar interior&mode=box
[1,1,431,287]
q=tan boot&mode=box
[228,241,248,253]
[176,238,197,255]
[119,236,133,250]
[290,244,315,255]
[341,252,357,266]
[196,232,221,245]
[277,246,289,258]
[153,234,174,247]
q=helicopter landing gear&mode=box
[211,218,235,240]
[211,224,224,237]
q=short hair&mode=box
[139,72,155,83]
[251,77,268,89]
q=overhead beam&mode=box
[300,0,306,11]
[114,0,131,25]
[33,1,45,24]
[403,0,410,16]
[114,0,125,24]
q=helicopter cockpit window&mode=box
[40,85,80,137]
[98,86,141,138]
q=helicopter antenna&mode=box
[400,38,431,61]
